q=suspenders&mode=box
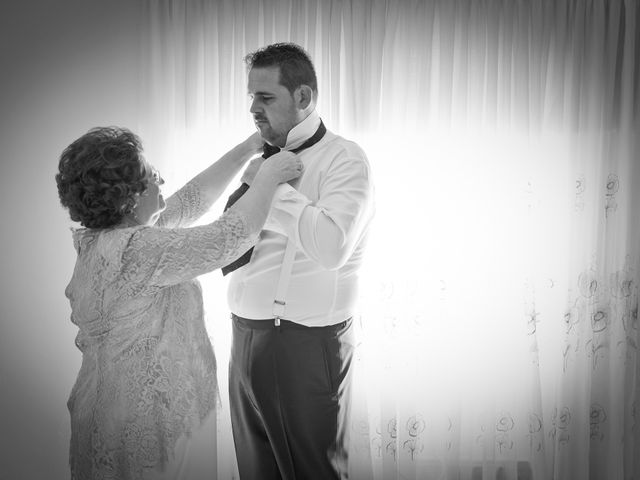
[271,238,297,326]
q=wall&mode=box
[0,2,141,478]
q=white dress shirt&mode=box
[227,110,375,326]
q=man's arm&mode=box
[264,152,374,270]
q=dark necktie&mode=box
[221,120,326,276]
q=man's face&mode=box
[248,66,300,147]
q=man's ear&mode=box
[295,85,313,109]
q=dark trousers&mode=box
[229,314,354,480]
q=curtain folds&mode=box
[140,1,639,479]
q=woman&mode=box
[55,126,302,479]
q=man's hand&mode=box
[241,156,266,185]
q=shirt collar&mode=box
[284,110,321,150]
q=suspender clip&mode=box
[273,299,285,327]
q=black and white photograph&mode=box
[0,1,638,479]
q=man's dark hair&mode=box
[245,42,318,96]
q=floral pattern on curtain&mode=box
[140,1,639,478]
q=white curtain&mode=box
[139,1,640,479]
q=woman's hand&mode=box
[258,151,304,185]
[230,151,303,234]
[238,132,263,159]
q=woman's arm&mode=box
[120,151,303,290]
[226,159,284,233]
[157,133,262,228]
[190,132,262,207]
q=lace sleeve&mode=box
[156,180,210,229]
[120,209,257,292]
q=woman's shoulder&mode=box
[72,225,147,263]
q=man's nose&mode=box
[249,98,261,114]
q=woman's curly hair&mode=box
[56,127,150,229]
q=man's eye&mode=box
[250,94,274,104]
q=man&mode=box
[224,42,374,480]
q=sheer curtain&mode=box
[139,1,639,479]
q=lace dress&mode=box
[65,181,257,480]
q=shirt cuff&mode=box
[263,184,312,238]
